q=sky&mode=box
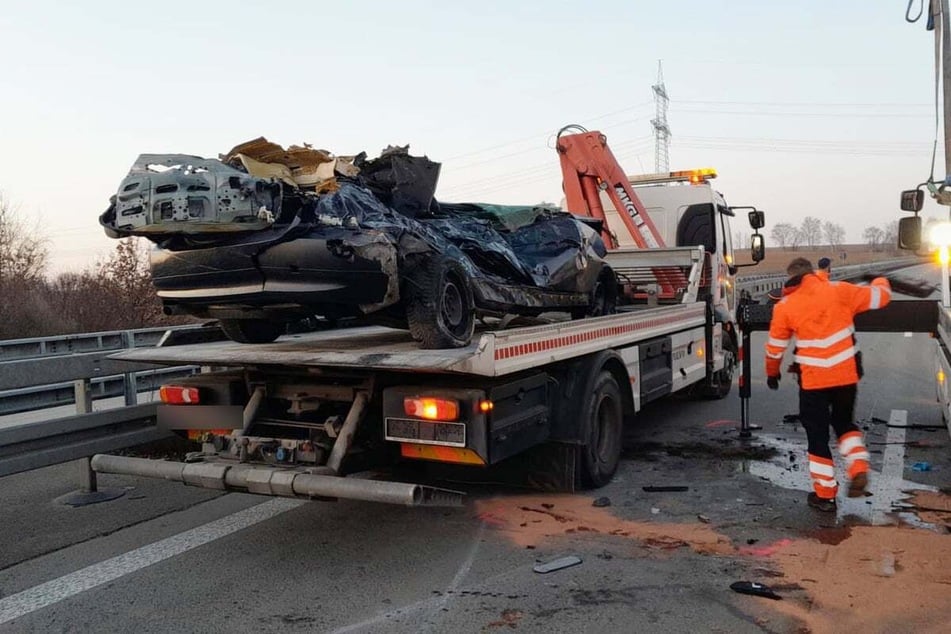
[0,1,946,273]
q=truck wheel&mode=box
[405,256,475,349]
[219,319,284,344]
[702,349,735,399]
[580,371,624,488]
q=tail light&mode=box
[404,397,459,421]
[160,385,200,405]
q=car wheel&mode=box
[579,371,624,488]
[405,256,475,348]
[219,319,285,344]
[573,268,617,319]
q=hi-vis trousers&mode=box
[799,384,870,500]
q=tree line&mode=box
[0,192,187,341]
[768,215,901,252]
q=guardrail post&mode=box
[55,379,126,506]
[122,331,138,406]
[74,378,92,415]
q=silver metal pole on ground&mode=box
[90,454,464,507]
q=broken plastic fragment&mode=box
[533,556,582,574]
[729,581,782,600]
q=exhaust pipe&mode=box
[91,454,463,507]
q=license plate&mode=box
[385,417,466,447]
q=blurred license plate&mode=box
[385,418,466,447]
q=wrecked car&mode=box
[99,139,616,348]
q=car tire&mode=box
[404,256,475,349]
[579,371,624,488]
[574,268,617,319]
[219,319,284,344]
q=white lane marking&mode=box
[871,410,906,522]
[331,522,486,634]
[0,498,303,626]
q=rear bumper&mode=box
[152,231,398,317]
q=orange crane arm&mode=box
[556,125,667,250]
[556,125,685,298]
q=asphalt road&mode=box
[0,263,948,633]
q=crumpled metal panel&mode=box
[100,154,282,237]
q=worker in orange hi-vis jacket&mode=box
[764,257,892,513]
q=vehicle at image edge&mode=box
[89,127,767,506]
[897,188,951,441]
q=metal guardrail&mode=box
[0,325,209,483]
[734,256,925,297]
[0,404,162,478]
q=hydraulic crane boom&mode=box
[556,124,687,297]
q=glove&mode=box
[767,375,780,390]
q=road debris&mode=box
[729,581,782,600]
[592,496,611,507]
[642,485,689,492]
[697,514,711,523]
[911,461,933,472]
[533,555,582,574]
[475,495,734,555]
[487,609,524,629]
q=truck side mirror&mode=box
[900,189,924,213]
[747,210,765,230]
[898,216,922,250]
[750,233,765,262]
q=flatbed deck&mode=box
[115,303,706,377]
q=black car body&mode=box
[100,145,615,347]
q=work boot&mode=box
[807,492,837,513]
[847,472,869,498]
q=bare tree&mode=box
[822,221,846,249]
[863,226,885,251]
[799,216,823,249]
[790,227,805,250]
[0,192,48,287]
[0,192,50,338]
[881,220,899,252]
[94,238,167,327]
[770,222,796,249]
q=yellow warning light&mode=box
[938,369,946,385]
[696,346,705,358]
[671,168,717,184]
[940,246,950,266]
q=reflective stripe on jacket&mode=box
[764,274,891,389]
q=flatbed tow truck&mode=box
[91,127,769,506]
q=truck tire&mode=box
[404,256,475,349]
[219,319,284,344]
[702,349,735,399]
[580,371,624,488]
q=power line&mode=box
[675,99,931,108]
[439,101,653,163]
[671,108,931,119]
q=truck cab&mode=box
[564,167,762,326]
